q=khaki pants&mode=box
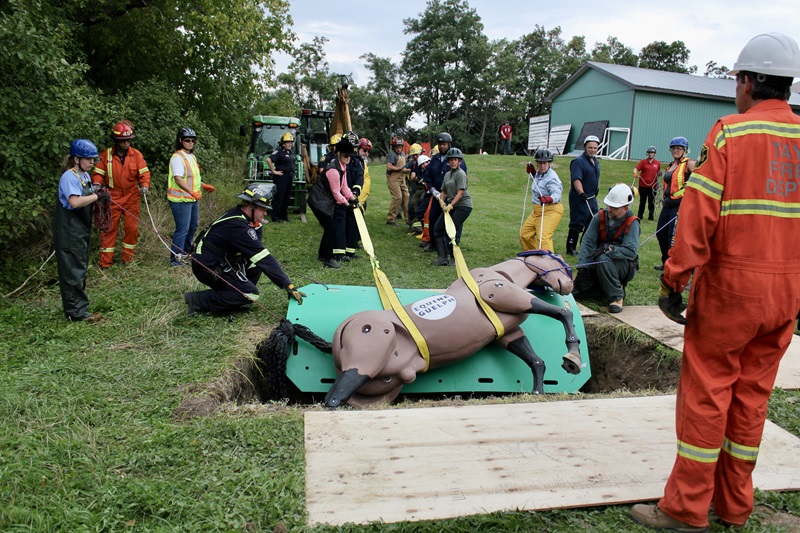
[520,203,563,252]
[386,173,409,223]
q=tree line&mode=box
[0,0,725,253]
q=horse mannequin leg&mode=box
[477,276,582,375]
[497,328,546,394]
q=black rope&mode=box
[256,319,332,401]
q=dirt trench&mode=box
[174,314,680,418]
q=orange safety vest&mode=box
[664,157,690,201]
[598,209,637,245]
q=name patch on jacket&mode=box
[247,228,258,241]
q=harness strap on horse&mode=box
[353,207,432,371]
[442,209,506,339]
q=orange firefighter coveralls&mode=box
[91,147,151,267]
[660,99,800,528]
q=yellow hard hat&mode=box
[430,145,439,156]
[330,133,342,146]
[409,143,424,156]
[280,132,294,143]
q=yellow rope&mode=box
[353,207,431,371]
[442,206,505,339]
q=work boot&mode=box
[608,299,624,313]
[708,508,745,530]
[566,229,579,256]
[654,264,664,271]
[432,239,450,266]
[630,504,709,533]
[184,290,213,315]
[322,258,342,269]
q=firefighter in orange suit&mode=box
[91,121,151,267]
[631,33,800,533]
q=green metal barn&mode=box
[548,61,800,160]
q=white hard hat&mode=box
[584,135,600,145]
[417,154,431,165]
[727,33,800,78]
[604,184,634,208]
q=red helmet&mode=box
[358,138,373,151]
[391,136,404,146]
[112,121,135,140]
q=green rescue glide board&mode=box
[285,284,591,395]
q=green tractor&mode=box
[240,109,334,222]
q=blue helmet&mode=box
[669,136,689,149]
[70,139,99,158]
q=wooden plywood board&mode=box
[305,396,800,526]
[547,124,571,155]
[613,306,800,390]
[527,115,550,151]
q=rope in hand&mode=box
[92,192,112,232]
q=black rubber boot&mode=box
[184,290,213,315]
[566,229,579,255]
[432,238,450,266]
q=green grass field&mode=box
[1,154,798,531]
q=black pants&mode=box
[344,208,359,255]
[637,186,655,220]
[310,204,336,260]
[657,201,680,264]
[272,173,293,221]
[193,261,262,313]
[432,205,473,246]
[333,204,348,256]
[53,203,92,318]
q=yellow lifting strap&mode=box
[353,207,432,371]
[442,208,505,339]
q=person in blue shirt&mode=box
[53,139,110,322]
[566,135,601,255]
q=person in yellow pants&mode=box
[520,149,563,252]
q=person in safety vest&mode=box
[266,131,296,223]
[54,139,110,322]
[573,183,640,313]
[167,128,214,266]
[630,33,800,533]
[184,183,305,314]
[566,135,601,255]
[654,136,694,270]
[91,121,151,267]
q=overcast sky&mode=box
[274,0,800,87]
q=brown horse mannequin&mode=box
[325,251,582,408]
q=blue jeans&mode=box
[170,201,199,265]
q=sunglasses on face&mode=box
[183,139,196,144]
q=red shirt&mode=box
[635,157,660,187]
[500,124,512,140]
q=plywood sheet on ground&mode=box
[612,306,800,390]
[305,396,800,526]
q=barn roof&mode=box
[549,61,800,106]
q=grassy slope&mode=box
[1,154,797,532]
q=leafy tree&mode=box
[277,36,342,111]
[704,61,732,79]
[591,36,638,66]
[638,40,698,74]
[400,0,491,147]
[350,53,412,155]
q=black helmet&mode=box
[445,147,463,160]
[534,149,553,162]
[437,132,453,143]
[646,146,657,153]
[235,183,274,210]
[177,127,197,140]
[344,130,359,147]
[335,138,355,155]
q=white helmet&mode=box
[727,33,800,78]
[584,135,600,145]
[417,154,431,165]
[604,184,634,208]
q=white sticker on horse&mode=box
[411,294,457,320]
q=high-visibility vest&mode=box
[664,157,690,201]
[598,209,637,245]
[167,151,201,202]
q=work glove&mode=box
[91,183,102,193]
[348,197,360,209]
[352,185,362,197]
[539,195,553,204]
[526,162,536,174]
[139,186,149,196]
[190,190,203,201]
[579,192,588,202]
[443,203,453,213]
[286,284,306,305]
[201,183,215,193]
[658,274,687,325]
[95,189,111,202]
